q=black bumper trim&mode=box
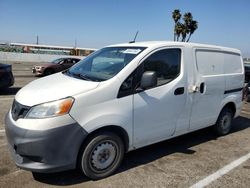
[224,88,243,94]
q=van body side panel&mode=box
[190,49,244,131]
[222,53,244,118]
[223,73,244,118]
[224,53,244,95]
[219,94,243,118]
[190,50,225,130]
[69,79,134,150]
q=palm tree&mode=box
[172,9,181,41]
[171,9,198,42]
[175,22,182,41]
[183,12,193,26]
[187,20,198,42]
[181,24,188,42]
[182,12,193,42]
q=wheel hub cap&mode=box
[91,142,116,170]
[222,115,230,129]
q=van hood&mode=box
[15,73,100,106]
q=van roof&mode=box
[108,41,241,54]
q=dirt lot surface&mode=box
[0,62,249,187]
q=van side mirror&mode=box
[140,71,157,89]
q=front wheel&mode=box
[79,132,124,180]
[213,108,233,136]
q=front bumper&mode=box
[5,111,87,173]
[32,68,43,75]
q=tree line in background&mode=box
[172,9,198,42]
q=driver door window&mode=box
[118,48,181,98]
[143,48,181,87]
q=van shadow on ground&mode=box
[33,116,250,186]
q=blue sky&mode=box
[0,0,250,57]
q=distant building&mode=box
[0,42,96,56]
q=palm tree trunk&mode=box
[174,24,176,41]
[187,33,192,42]
[182,35,185,42]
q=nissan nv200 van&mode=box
[5,41,244,179]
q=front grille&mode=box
[11,100,30,121]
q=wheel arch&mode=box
[81,125,130,153]
[219,101,236,118]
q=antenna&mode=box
[129,31,139,43]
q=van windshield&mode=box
[65,47,146,81]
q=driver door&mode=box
[132,48,187,148]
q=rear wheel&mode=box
[214,108,233,136]
[79,132,124,180]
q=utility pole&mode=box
[36,35,39,45]
[74,38,77,48]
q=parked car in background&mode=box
[244,63,250,82]
[244,81,250,102]
[248,82,250,102]
[0,63,14,90]
[32,57,81,76]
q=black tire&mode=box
[78,132,124,180]
[213,108,233,136]
[44,68,54,76]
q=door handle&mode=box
[200,82,205,94]
[174,87,185,95]
[188,83,205,94]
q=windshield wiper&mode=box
[70,71,94,81]
[78,74,92,81]
[80,74,105,82]
[64,70,103,82]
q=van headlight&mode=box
[25,97,74,119]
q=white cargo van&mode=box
[5,41,244,179]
